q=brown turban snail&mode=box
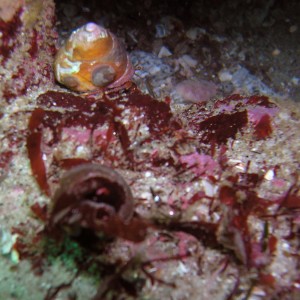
[47,163,135,242]
[54,22,134,92]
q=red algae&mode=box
[181,94,279,149]
[55,157,91,169]
[220,181,273,216]
[2,66,33,102]
[219,186,236,206]
[179,152,220,177]
[126,88,181,135]
[279,183,300,209]
[27,108,50,196]
[217,169,278,266]
[0,150,13,170]
[27,88,184,191]
[21,88,300,299]
[28,28,38,59]
[259,273,276,287]
[268,235,277,254]
[254,114,273,139]
[0,8,22,61]
[30,203,48,222]
[246,95,276,108]
[197,110,248,144]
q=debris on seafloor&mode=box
[174,79,218,103]
[230,66,281,97]
[0,229,20,263]
[130,50,175,97]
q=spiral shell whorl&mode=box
[54,23,134,92]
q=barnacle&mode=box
[48,163,134,242]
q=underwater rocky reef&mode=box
[0,1,299,299]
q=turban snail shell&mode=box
[54,22,134,92]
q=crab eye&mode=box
[91,65,116,87]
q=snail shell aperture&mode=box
[54,22,134,92]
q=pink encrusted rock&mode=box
[175,78,218,103]
[0,0,56,103]
[0,0,23,22]
[180,152,220,177]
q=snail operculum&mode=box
[91,64,116,87]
